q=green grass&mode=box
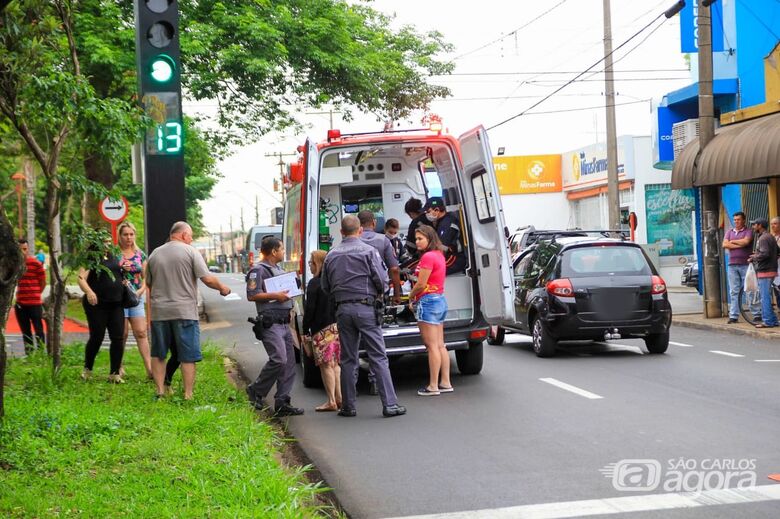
[65,297,87,323]
[0,343,334,518]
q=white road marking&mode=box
[755,359,780,363]
[669,341,694,347]
[709,350,745,358]
[539,378,603,400]
[383,484,780,519]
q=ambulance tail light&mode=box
[327,129,341,142]
[469,328,488,340]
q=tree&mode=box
[0,0,142,371]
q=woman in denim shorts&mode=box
[409,224,453,396]
[117,221,152,378]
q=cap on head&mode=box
[424,197,446,211]
[751,217,769,228]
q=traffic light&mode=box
[134,0,186,252]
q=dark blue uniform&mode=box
[321,237,398,412]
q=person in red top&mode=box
[409,224,453,396]
[15,239,46,353]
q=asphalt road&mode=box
[201,274,780,519]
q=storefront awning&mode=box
[671,111,780,189]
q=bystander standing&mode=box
[722,212,760,323]
[14,239,46,354]
[748,218,778,328]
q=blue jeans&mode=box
[727,264,760,320]
[758,277,778,326]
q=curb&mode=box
[672,316,780,340]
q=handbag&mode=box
[122,284,140,308]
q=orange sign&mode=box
[492,155,562,194]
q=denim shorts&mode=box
[150,319,201,362]
[415,293,448,325]
[124,295,146,319]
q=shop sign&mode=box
[493,154,562,194]
[680,0,724,53]
[561,142,626,190]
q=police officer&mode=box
[404,197,427,260]
[245,237,304,417]
[424,197,467,275]
[357,210,402,396]
[321,215,406,418]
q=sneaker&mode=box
[727,318,738,324]
[417,387,440,396]
[338,408,357,417]
[438,385,454,393]
[754,316,763,323]
[382,404,407,417]
[274,404,304,417]
[81,368,92,381]
[107,374,125,384]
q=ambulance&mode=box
[282,123,514,387]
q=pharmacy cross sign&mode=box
[98,196,130,243]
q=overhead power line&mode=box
[455,0,570,60]
[487,7,674,131]
[522,98,650,116]
[431,68,690,76]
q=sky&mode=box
[199,0,693,233]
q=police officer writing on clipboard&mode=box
[321,215,406,418]
[245,237,304,417]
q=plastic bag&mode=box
[744,263,758,293]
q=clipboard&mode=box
[264,271,302,297]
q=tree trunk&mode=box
[83,153,114,228]
[0,204,25,419]
[24,158,36,246]
[44,182,65,372]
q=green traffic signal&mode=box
[150,55,175,82]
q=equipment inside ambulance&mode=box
[283,124,515,388]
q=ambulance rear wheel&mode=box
[456,341,483,375]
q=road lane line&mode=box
[382,484,780,519]
[755,359,780,363]
[669,341,694,347]
[709,350,745,358]
[539,378,603,400]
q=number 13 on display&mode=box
[156,121,182,154]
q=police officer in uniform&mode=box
[322,215,406,418]
[245,237,304,417]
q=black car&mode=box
[681,261,699,287]
[488,235,672,356]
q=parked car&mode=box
[489,234,672,356]
[681,261,699,287]
[208,265,221,273]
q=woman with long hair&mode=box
[410,224,452,396]
[77,240,126,383]
[302,249,342,411]
[117,221,153,378]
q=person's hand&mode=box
[86,291,98,305]
[275,290,291,303]
[219,286,231,296]
[121,259,132,272]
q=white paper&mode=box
[223,292,241,301]
[263,271,302,297]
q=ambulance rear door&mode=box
[457,126,516,324]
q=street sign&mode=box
[98,196,130,243]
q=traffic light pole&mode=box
[134,0,186,252]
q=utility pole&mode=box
[255,195,259,225]
[698,0,722,318]
[264,151,296,207]
[602,0,620,232]
[24,159,35,246]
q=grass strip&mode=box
[0,342,333,518]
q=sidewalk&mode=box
[669,287,780,340]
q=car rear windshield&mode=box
[560,245,652,277]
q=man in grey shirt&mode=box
[146,221,231,399]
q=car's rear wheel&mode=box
[301,349,323,388]
[644,332,669,354]
[487,325,505,345]
[456,341,483,375]
[532,317,557,357]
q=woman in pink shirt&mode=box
[409,224,452,396]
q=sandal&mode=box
[417,387,440,396]
[755,323,777,328]
[438,385,454,393]
[315,403,338,412]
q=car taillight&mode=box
[546,278,573,297]
[651,275,667,294]
[469,329,488,340]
